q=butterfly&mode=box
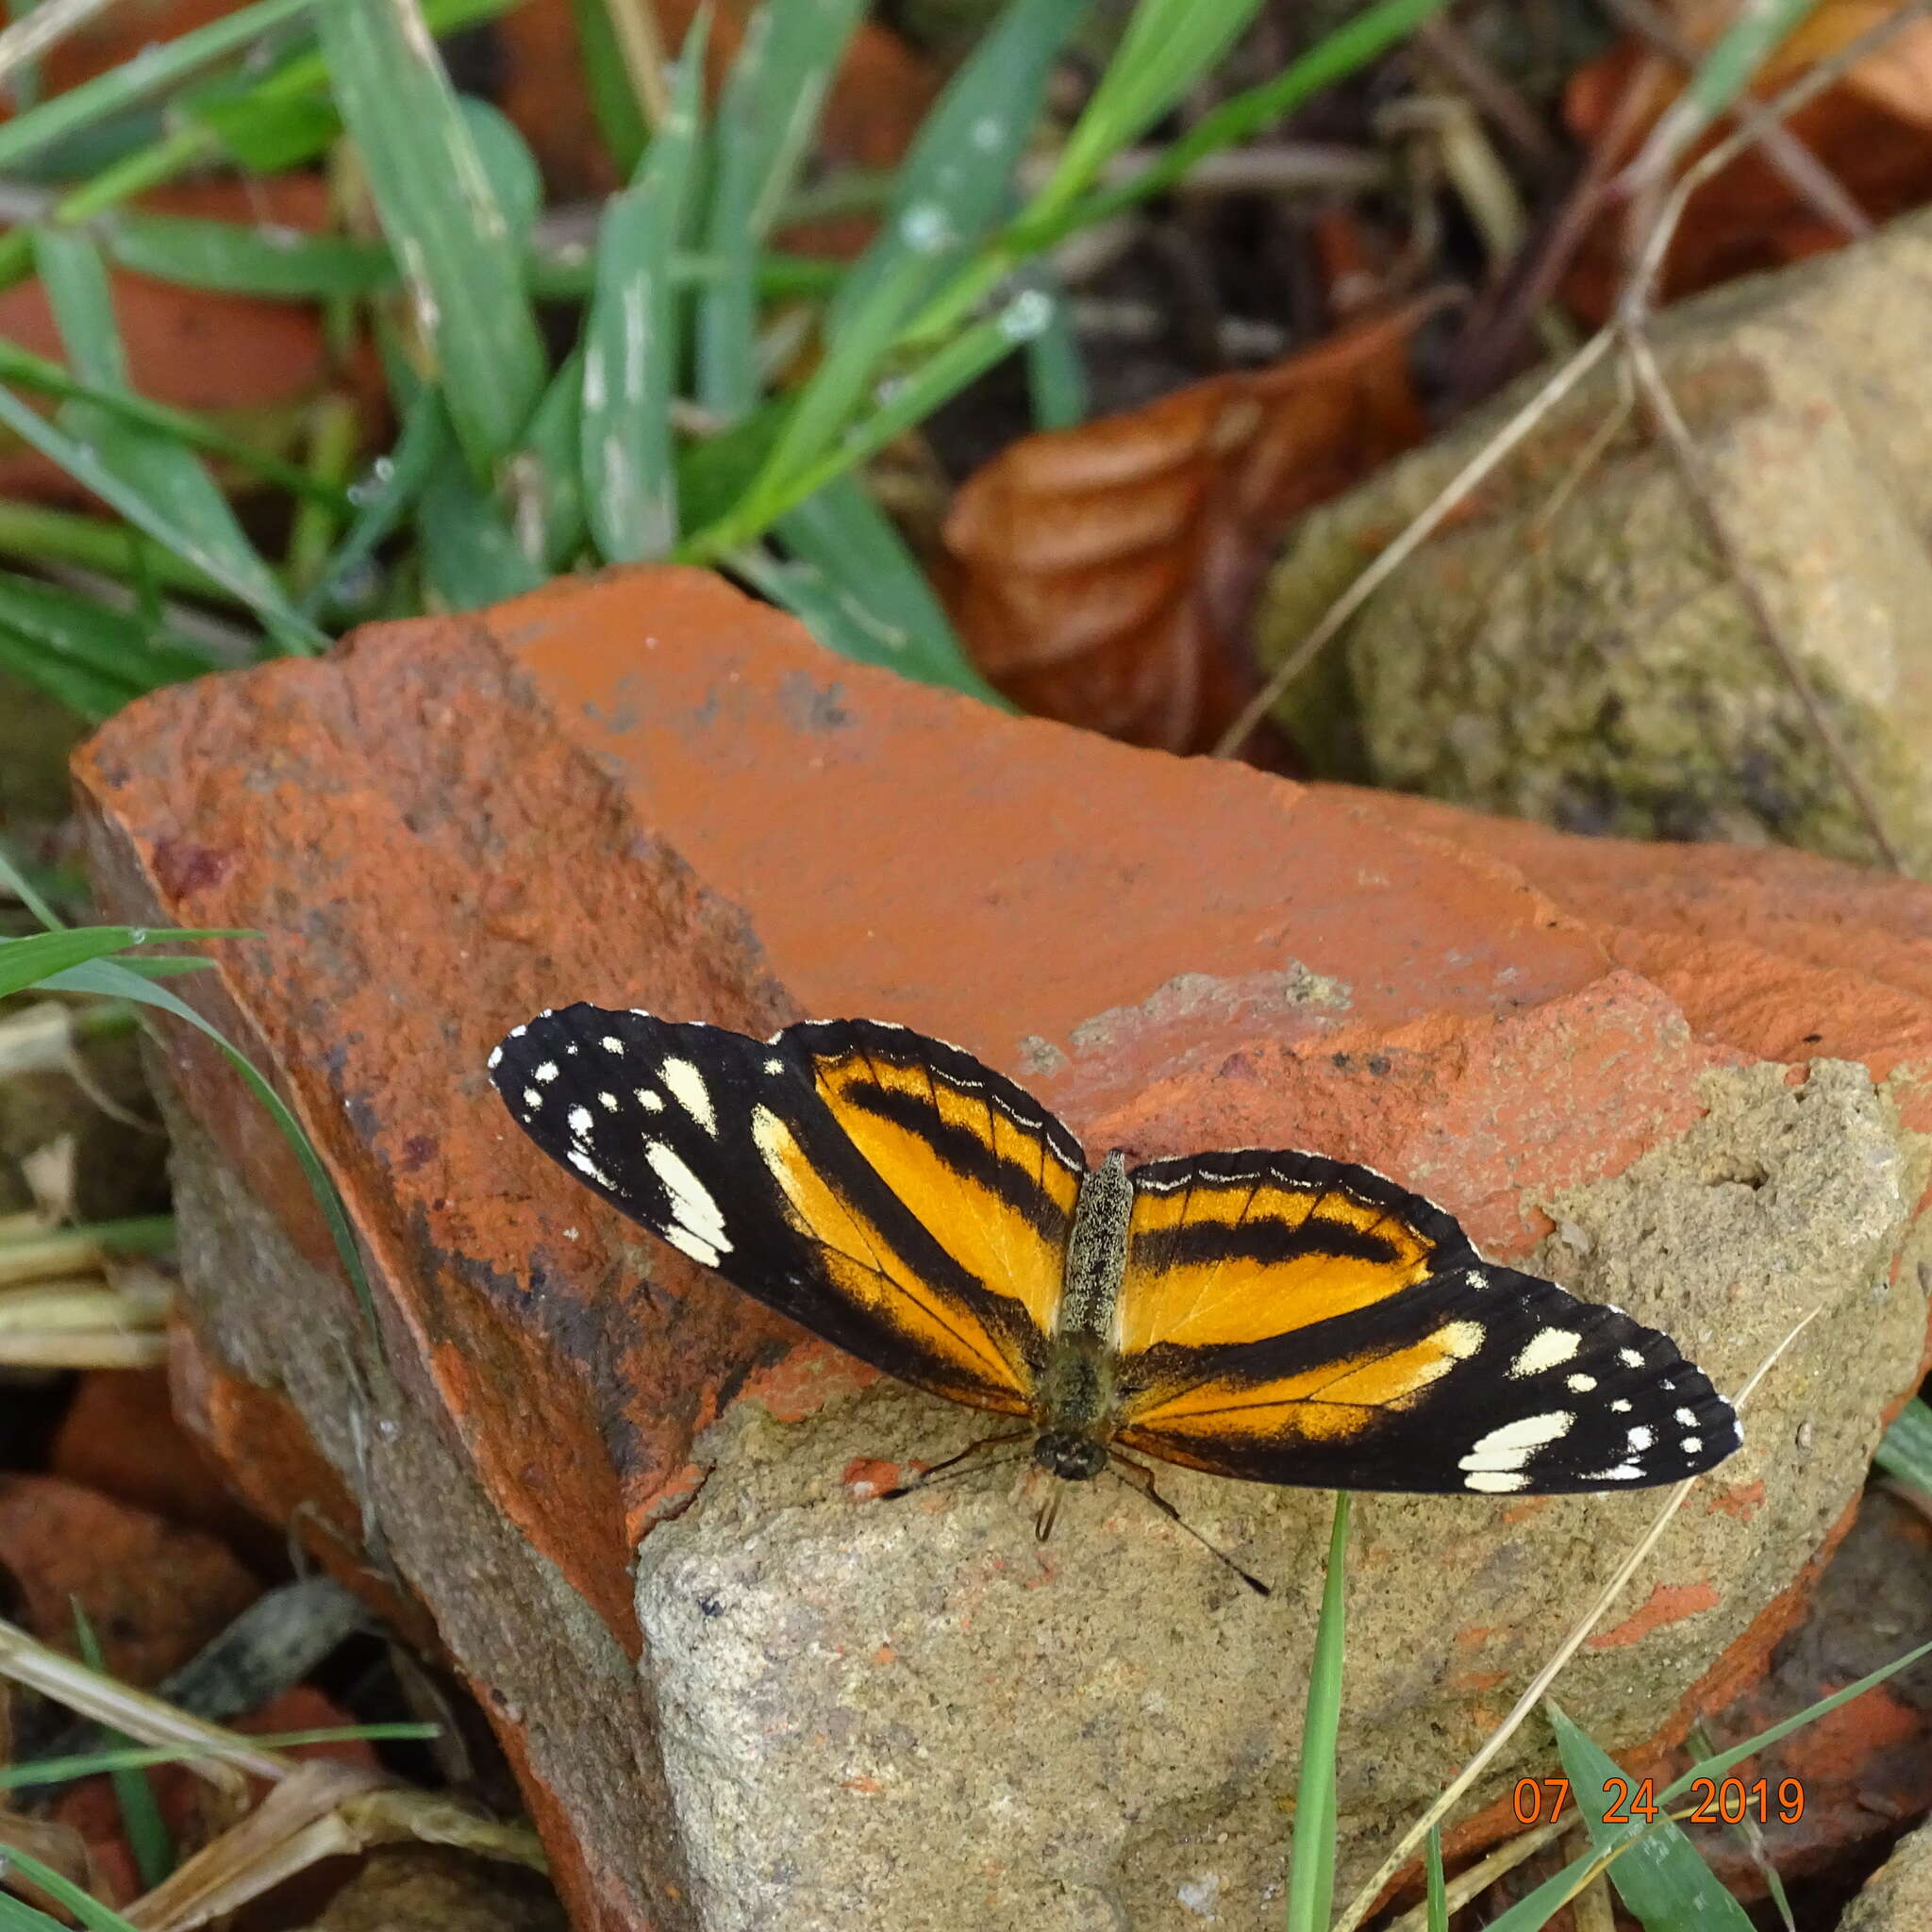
[490,1006,1740,1520]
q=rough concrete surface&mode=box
[69,566,1932,1930]
[1258,204,1932,876]
[1838,1815,1932,1932]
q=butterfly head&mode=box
[1032,1430,1108,1482]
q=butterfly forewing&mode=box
[784,1019,1084,1342]
[1113,1152,1740,1492]
[490,1007,1075,1415]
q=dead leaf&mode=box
[0,1808,103,1921]
[940,308,1427,754]
[1564,1,1932,318]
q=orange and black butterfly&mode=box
[491,1008,1740,1518]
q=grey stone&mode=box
[1258,206,1932,875]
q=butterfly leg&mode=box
[1107,1453,1273,1597]
[877,1428,1034,1501]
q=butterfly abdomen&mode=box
[1031,1151,1134,1479]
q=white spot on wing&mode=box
[567,1147,612,1187]
[1619,1348,1644,1369]
[660,1058,718,1135]
[1626,1425,1654,1452]
[662,1224,721,1267]
[764,1057,786,1074]
[638,1090,664,1112]
[1464,1471,1529,1493]
[1567,1374,1597,1392]
[599,1091,619,1110]
[1675,1407,1698,1426]
[1611,1399,1632,1413]
[601,1035,625,1053]
[1460,1411,1574,1473]
[1582,1464,1641,1482]
[1510,1329,1579,1378]
[645,1142,731,1253]
[510,1024,527,1038]
[1682,1436,1702,1455]
[1437,1320,1484,1358]
[488,1046,503,1069]
[522,1089,542,1110]
[535,1061,559,1083]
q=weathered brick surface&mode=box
[72,567,1932,1930]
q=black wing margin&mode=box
[489,1005,1074,1415]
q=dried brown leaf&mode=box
[0,1807,103,1921]
[941,308,1427,755]
[1564,1,1932,316]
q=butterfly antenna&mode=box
[877,1429,1032,1501]
[1108,1454,1273,1597]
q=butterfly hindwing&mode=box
[490,1007,1079,1416]
[1113,1153,1740,1492]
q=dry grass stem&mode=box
[0,1615,288,1784]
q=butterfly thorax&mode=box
[1032,1149,1134,1481]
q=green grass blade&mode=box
[31,228,298,637]
[747,246,931,508]
[827,0,1085,336]
[0,839,63,927]
[1424,1823,1448,1932]
[1482,1633,1932,1932]
[1549,1700,1753,1930]
[0,502,229,602]
[1024,275,1086,426]
[0,1896,73,1932]
[2,1724,440,1792]
[0,926,239,998]
[418,418,546,608]
[0,1843,142,1932]
[693,289,1047,554]
[179,0,512,175]
[0,624,135,721]
[907,0,1449,346]
[519,350,589,572]
[695,0,866,417]
[298,385,443,621]
[101,212,394,300]
[0,0,317,174]
[0,338,350,508]
[0,379,321,647]
[1874,1396,1932,1490]
[1645,0,1821,173]
[583,17,708,563]
[1079,0,1449,228]
[38,953,381,1341]
[566,0,648,175]
[457,95,544,240]
[1046,0,1261,218]
[774,476,1002,699]
[29,230,130,387]
[1285,1491,1350,1932]
[0,570,217,712]
[318,0,546,474]
[69,1605,172,1891]
[756,0,1085,499]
